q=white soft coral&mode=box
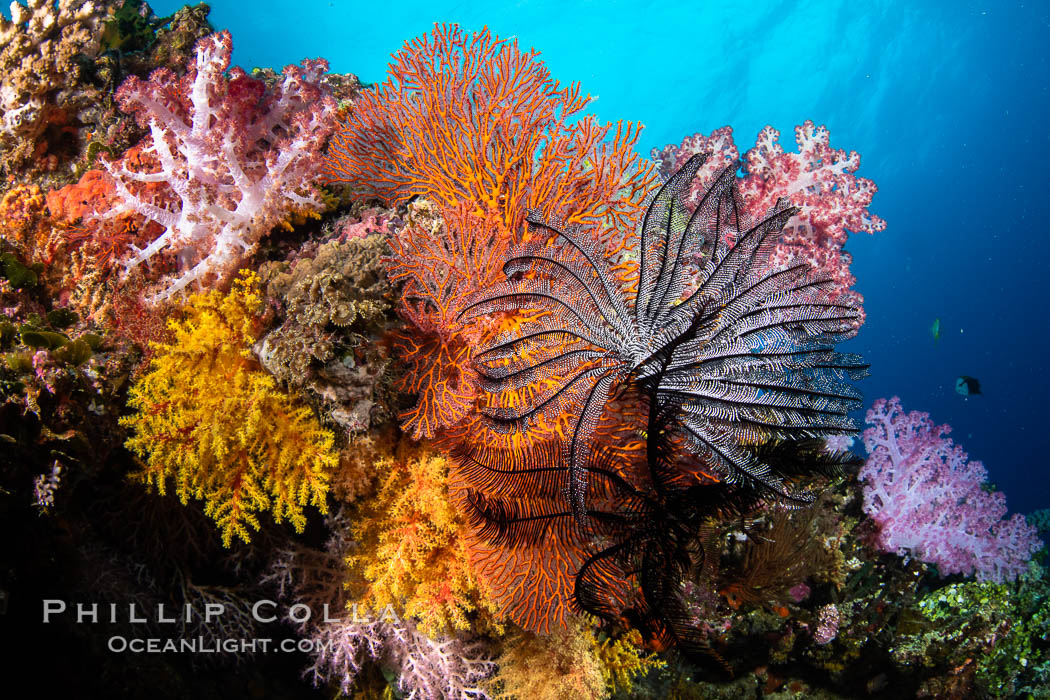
[102,30,336,302]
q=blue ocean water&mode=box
[51,1,1050,514]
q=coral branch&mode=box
[323,24,656,439]
[121,272,337,546]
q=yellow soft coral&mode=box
[490,619,663,700]
[348,443,501,637]
[594,629,665,695]
[121,271,336,546]
[489,617,606,700]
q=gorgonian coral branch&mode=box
[322,23,657,439]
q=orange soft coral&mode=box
[43,164,172,340]
[45,169,116,223]
[0,183,54,262]
[348,443,502,637]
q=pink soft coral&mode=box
[99,30,336,302]
[266,512,495,699]
[652,122,884,324]
[859,397,1041,583]
[308,617,496,700]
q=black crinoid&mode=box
[456,153,868,656]
[459,153,868,513]
[457,435,858,661]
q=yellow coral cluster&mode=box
[595,628,665,695]
[347,443,501,637]
[121,272,337,546]
[0,184,51,260]
[490,617,662,700]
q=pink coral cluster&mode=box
[859,397,1041,583]
[308,617,496,700]
[650,125,739,190]
[334,206,394,241]
[652,121,884,324]
[33,460,63,509]
[97,30,337,302]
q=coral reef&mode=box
[893,562,1050,697]
[489,617,612,700]
[456,154,867,644]
[310,616,498,699]
[489,618,662,700]
[1,305,132,497]
[0,0,212,182]
[266,506,498,698]
[595,629,667,695]
[323,23,657,439]
[0,183,54,263]
[254,233,394,433]
[348,444,501,637]
[719,509,838,615]
[0,0,108,174]
[2,12,1046,700]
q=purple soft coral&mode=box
[102,30,337,302]
[859,397,1041,583]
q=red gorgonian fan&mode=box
[322,23,654,243]
[384,204,511,438]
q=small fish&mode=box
[930,318,940,342]
[955,376,981,396]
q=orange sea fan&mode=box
[447,429,645,635]
[384,201,512,438]
[325,24,657,440]
[323,23,655,248]
[388,202,642,444]
[319,23,667,635]
[386,202,511,332]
